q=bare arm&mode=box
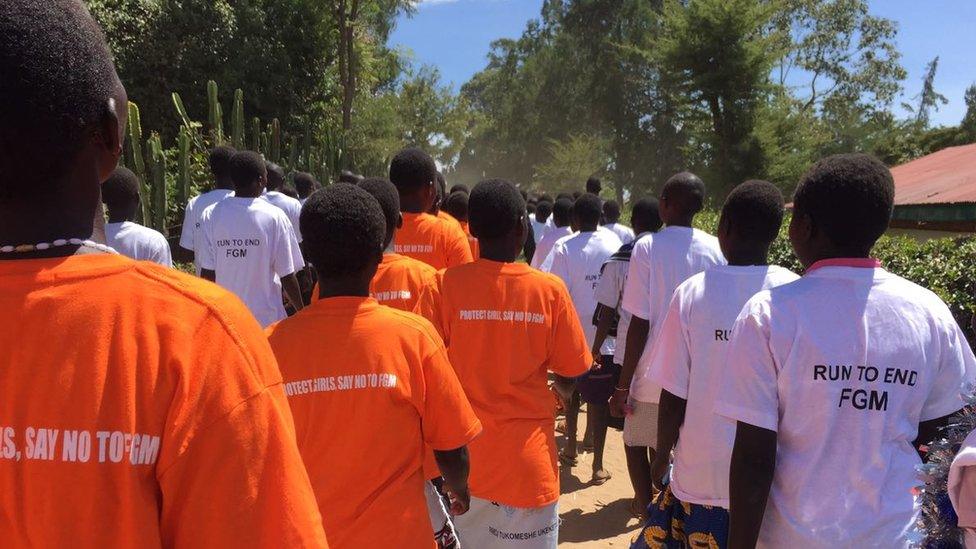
[651,390,687,490]
[609,315,649,417]
[281,272,305,313]
[590,304,614,363]
[434,446,471,515]
[728,422,777,549]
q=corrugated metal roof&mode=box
[891,143,976,205]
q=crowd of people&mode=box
[3,1,976,548]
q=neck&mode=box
[234,185,262,199]
[666,217,694,228]
[400,194,428,214]
[384,234,396,254]
[107,207,136,224]
[479,239,517,262]
[318,276,372,299]
[215,178,235,191]
[726,248,770,267]
[802,247,872,268]
[580,223,598,232]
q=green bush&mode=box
[692,209,976,332]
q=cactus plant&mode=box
[250,117,261,152]
[303,116,313,170]
[231,89,244,149]
[287,134,300,172]
[270,119,281,163]
[124,102,152,225]
[207,80,224,144]
[177,128,192,210]
[147,133,168,234]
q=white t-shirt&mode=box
[530,216,549,245]
[531,225,573,269]
[622,225,725,403]
[198,197,305,327]
[105,221,173,267]
[647,265,799,508]
[547,229,623,357]
[594,233,651,365]
[179,188,233,274]
[716,261,976,547]
[262,190,303,243]
[604,222,636,245]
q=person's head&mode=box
[209,146,237,189]
[265,162,285,192]
[718,180,785,265]
[469,179,527,261]
[429,172,447,214]
[535,200,553,224]
[358,177,401,250]
[790,154,894,267]
[572,191,583,200]
[527,201,537,215]
[0,0,127,243]
[631,198,663,235]
[293,172,317,199]
[338,170,363,185]
[603,200,621,224]
[101,167,141,222]
[586,176,602,196]
[301,183,386,293]
[659,171,706,226]
[538,193,553,205]
[444,191,469,223]
[228,151,267,197]
[556,192,574,202]
[450,183,469,195]
[280,184,299,200]
[389,147,438,213]
[552,198,574,228]
[572,193,603,231]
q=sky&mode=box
[389,0,976,127]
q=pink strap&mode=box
[806,258,881,274]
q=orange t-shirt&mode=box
[310,253,438,311]
[416,259,591,507]
[459,221,480,260]
[0,254,327,548]
[395,212,473,270]
[267,297,481,549]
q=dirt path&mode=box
[557,409,644,547]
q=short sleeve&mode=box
[273,216,304,278]
[158,386,328,548]
[178,199,196,251]
[197,208,217,271]
[714,296,780,432]
[288,204,303,243]
[621,241,651,320]
[444,226,474,268]
[415,340,482,450]
[595,261,622,309]
[530,240,547,269]
[645,291,692,399]
[921,314,976,421]
[154,233,174,268]
[548,285,592,377]
[414,272,448,344]
[546,244,570,283]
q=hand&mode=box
[443,482,471,516]
[589,356,603,371]
[650,456,670,492]
[609,389,629,418]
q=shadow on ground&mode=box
[558,497,636,544]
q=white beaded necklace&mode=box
[0,238,117,255]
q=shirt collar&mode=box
[806,257,881,274]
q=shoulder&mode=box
[379,306,447,351]
[878,272,956,319]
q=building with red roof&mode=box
[889,143,976,233]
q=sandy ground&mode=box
[557,407,644,547]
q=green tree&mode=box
[532,134,610,194]
[961,84,976,142]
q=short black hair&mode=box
[300,183,386,278]
[0,0,119,197]
[535,200,553,223]
[573,193,603,226]
[552,198,574,226]
[358,177,400,244]
[527,202,537,215]
[450,184,469,195]
[338,170,363,185]
[444,191,469,222]
[572,191,583,200]
[469,179,525,239]
[280,184,299,200]
[721,180,784,244]
[631,198,663,233]
[229,151,267,189]
[793,153,894,251]
[603,200,621,223]
[389,147,437,193]
[209,146,236,180]
[556,192,574,202]
[661,172,706,216]
[101,167,140,211]
[586,176,602,195]
[266,162,285,190]
[294,172,317,198]
[538,193,553,204]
